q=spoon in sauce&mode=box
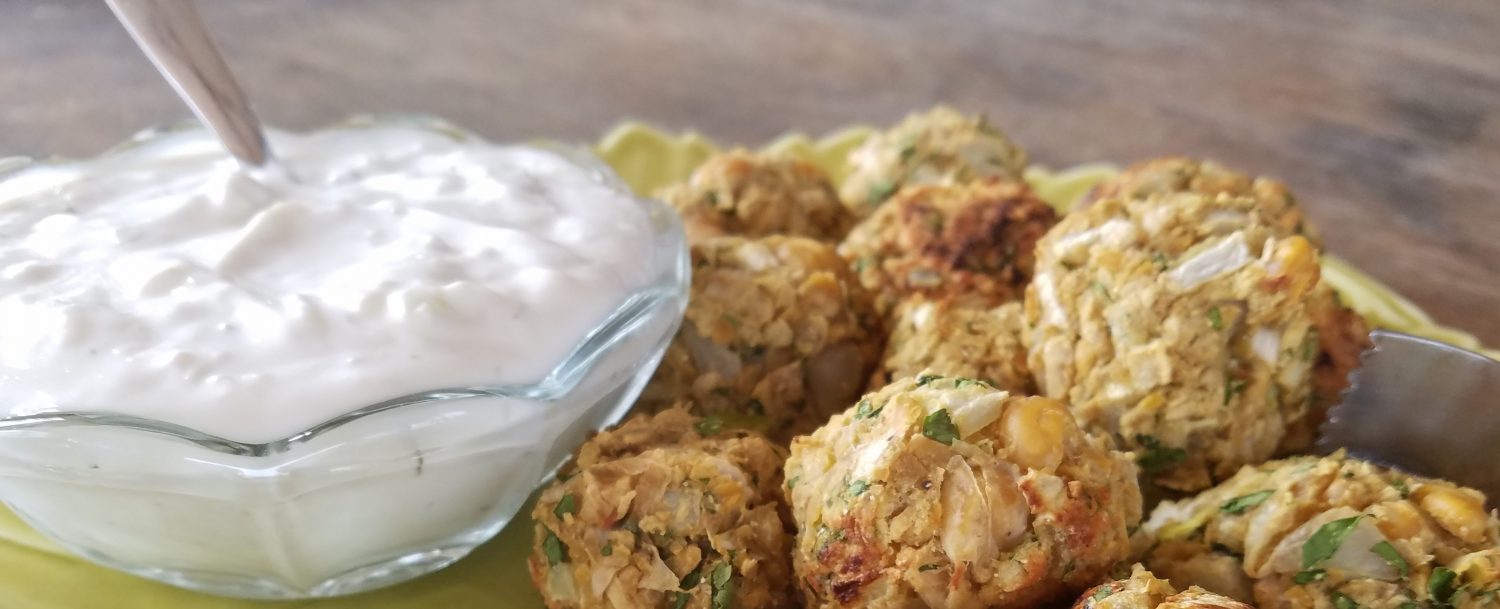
[106,0,273,167]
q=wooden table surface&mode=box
[2,0,1497,346]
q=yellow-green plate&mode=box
[1,123,1493,609]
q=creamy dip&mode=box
[0,123,657,442]
[0,121,687,597]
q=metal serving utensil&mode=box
[106,0,273,167]
[1318,330,1500,502]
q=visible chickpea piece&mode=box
[1417,485,1490,544]
[1001,397,1079,471]
[979,459,1032,552]
[1373,501,1429,541]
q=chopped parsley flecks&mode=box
[1223,378,1248,405]
[867,181,895,206]
[915,374,942,387]
[1221,490,1273,514]
[1293,569,1326,585]
[922,409,959,445]
[897,138,917,162]
[1302,516,1363,570]
[1331,591,1359,609]
[542,529,569,566]
[695,416,725,436]
[1391,477,1411,499]
[600,541,614,556]
[1092,587,1115,602]
[710,561,735,609]
[1208,306,1224,330]
[1430,567,1458,606]
[1152,252,1170,270]
[855,399,883,420]
[847,479,872,497]
[680,563,704,590]
[1370,541,1408,576]
[553,493,577,519]
[1090,281,1112,301]
[918,563,943,572]
[1134,434,1187,473]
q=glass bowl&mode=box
[0,118,690,599]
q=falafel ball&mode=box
[1141,452,1500,609]
[529,408,795,609]
[1073,565,1255,609]
[838,178,1057,316]
[873,297,1034,395]
[659,150,855,244]
[785,376,1143,609]
[638,236,883,443]
[841,106,1029,216]
[1086,157,1372,455]
[1087,157,1314,243]
[1024,192,1321,491]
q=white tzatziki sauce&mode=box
[0,124,657,442]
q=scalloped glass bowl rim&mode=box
[0,115,689,457]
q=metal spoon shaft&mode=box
[106,0,271,166]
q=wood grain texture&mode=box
[1,0,1497,344]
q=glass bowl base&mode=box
[66,538,483,599]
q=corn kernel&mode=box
[1267,236,1319,298]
